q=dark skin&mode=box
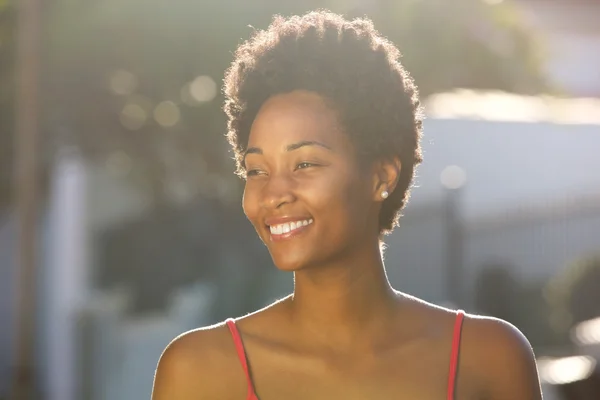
[152,90,543,399]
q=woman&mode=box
[152,10,542,400]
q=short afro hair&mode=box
[223,10,423,234]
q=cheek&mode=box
[242,185,259,223]
[308,173,370,225]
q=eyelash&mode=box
[245,169,262,177]
[245,162,319,177]
[295,162,316,170]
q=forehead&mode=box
[248,90,348,149]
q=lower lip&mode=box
[269,223,312,242]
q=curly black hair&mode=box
[223,10,423,234]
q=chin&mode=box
[269,250,314,272]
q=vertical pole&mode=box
[12,0,41,398]
[445,186,464,308]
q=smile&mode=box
[269,219,313,236]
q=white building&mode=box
[384,91,600,305]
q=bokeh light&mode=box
[153,100,181,128]
[440,165,467,190]
[573,317,600,345]
[109,69,138,96]
[119,102,147,130]
[189,75,217,104]
[538,356,597,385]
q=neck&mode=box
[287,239,398,348]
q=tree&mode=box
[545,255,600,337]
[0,0,553,314]
[40,0,549,211]
[474,261,520,323]
[366,0,549,96]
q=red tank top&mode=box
[226,309,465,400]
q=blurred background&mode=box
[1,0,600,399]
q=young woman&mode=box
[152,10,542,400]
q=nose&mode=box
[260,172,296,210]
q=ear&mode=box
[372,157,401,201]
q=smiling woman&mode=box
[151,10,542,400]
[242,90,389,272]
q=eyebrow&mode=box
[243,140,333,161]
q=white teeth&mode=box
[269,219,313,235]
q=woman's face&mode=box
[242,90,379,271]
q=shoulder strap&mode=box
[447,309,465,400]
[225,318,256,399]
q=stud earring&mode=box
[381,190,389,199]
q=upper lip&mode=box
[264,215,313,226]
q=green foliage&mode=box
[4,0,551,210]
[477,253,600,350]
[514,281,569,350]
[473,263,566,350]
[545,255,600,337]
[369,0,549,96]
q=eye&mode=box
[295,162,317,170]
[246,169,265,178]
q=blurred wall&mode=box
[410,119,600,217]
[384,118,600,304]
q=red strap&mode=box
[447,310,465,400]
[226,318,257,399]
[228,314,464,400]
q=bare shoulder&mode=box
[151,299,289,400]
[398,297,543,399]
[151,321,247,400]
[461,313,543,399]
